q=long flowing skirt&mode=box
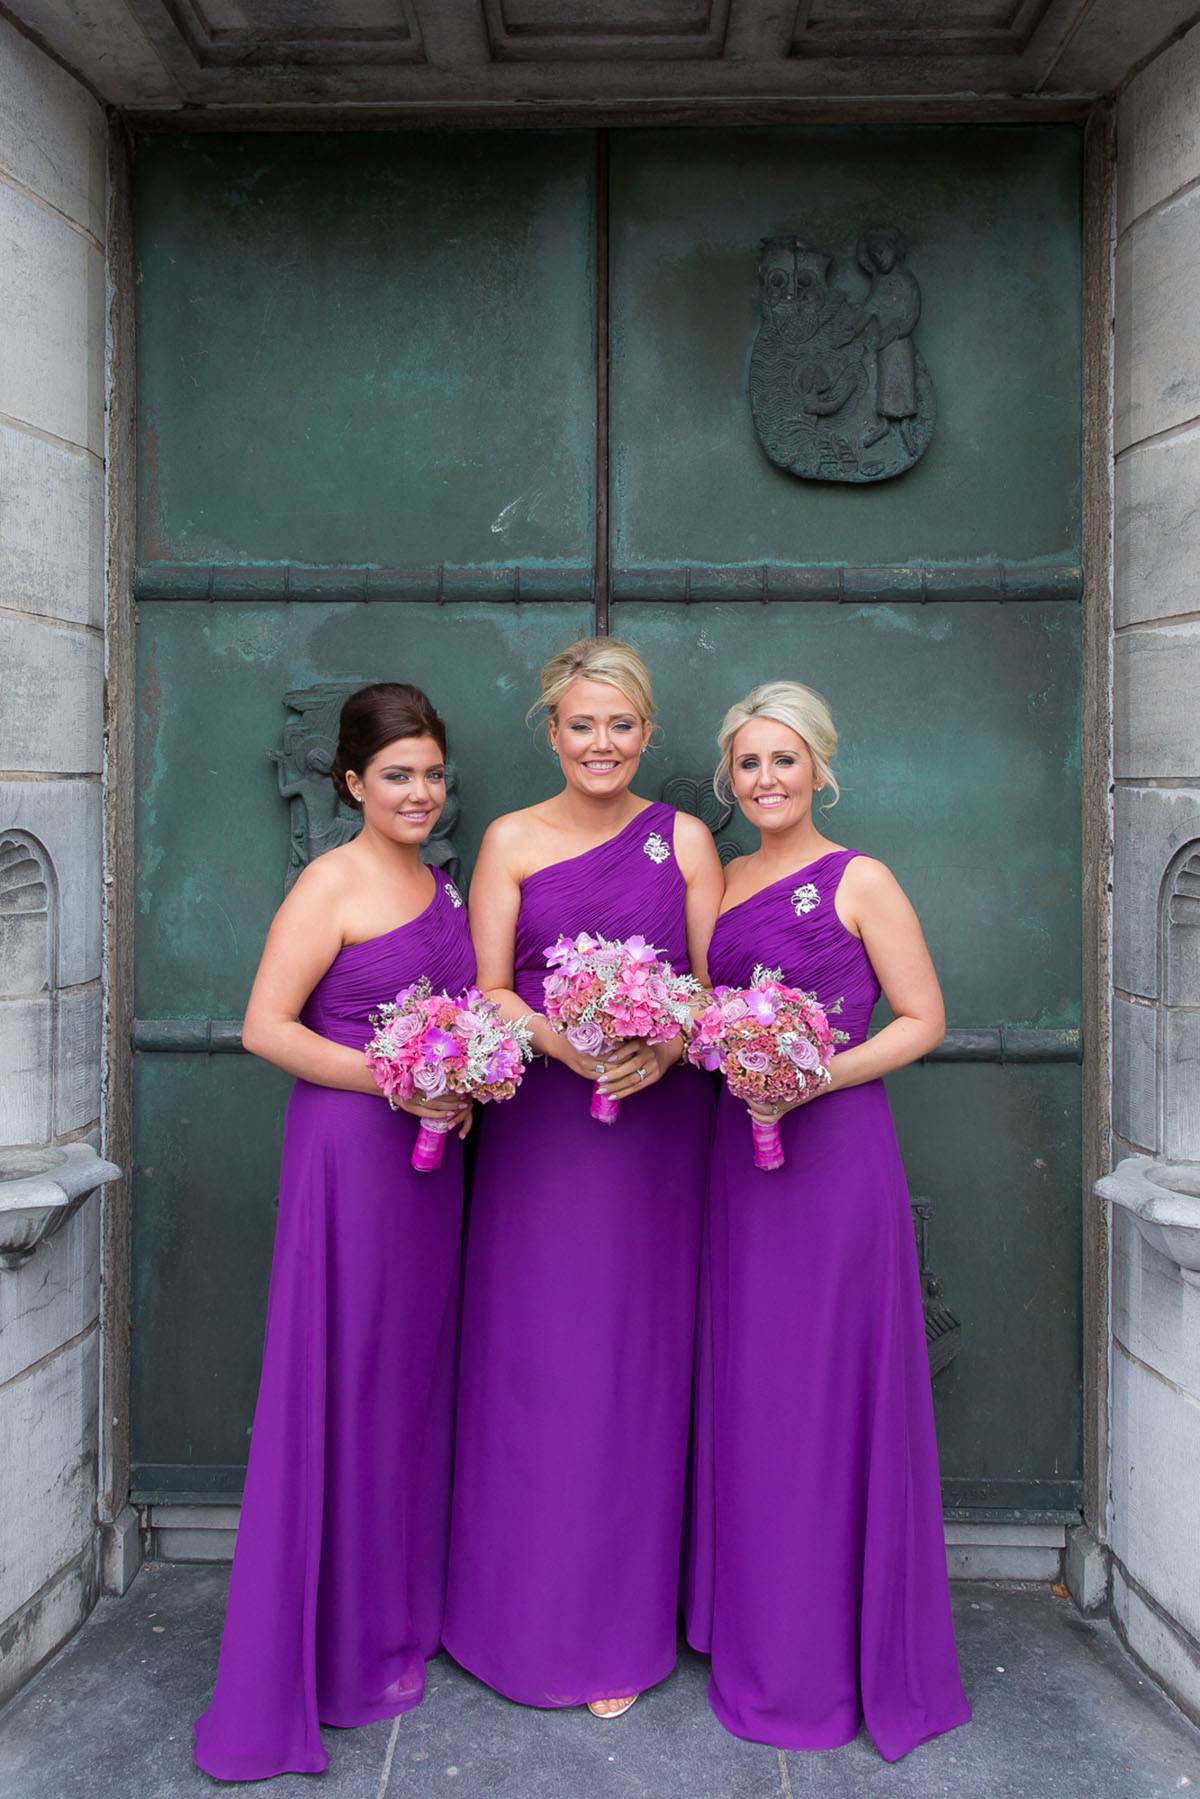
[687,1080,970,1762]
[444,1056,712,1707]
[194,1081,463,1782]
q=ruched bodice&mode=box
[512,803,690,1010]
[301,869,476,1048]
[708,850,878,1047]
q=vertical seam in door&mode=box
[595,129,610,637]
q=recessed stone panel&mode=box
[794,0,1053,58]
[1111,994,1158,1153]
[53,983,102,1138]
[0,781,103,988]
[0,617,103,776]
[1114,426,1200,628]
[0,182,105,455]
[0,13,107,241]
[1113,622,1200,781]
[0,1328,99,1624]
[1114,185,1200,455]
[0,422,104,629]
[1163,1008,1200,1160]
[1112,785,1200,999]
[486,0,727,58]
[0,995,51,1145]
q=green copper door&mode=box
[132,125,1083,1523]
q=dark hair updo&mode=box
[331,683,447,810]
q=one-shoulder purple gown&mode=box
[444,803,713,1707]
[195,870,476,1782]
[686,850,970,1761]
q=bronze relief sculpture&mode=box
[749,228,934,484]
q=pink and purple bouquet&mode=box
[542,931,700,1124]
[687,963,847,1170]
[366,980,534,1171]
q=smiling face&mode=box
[729,716,821,834]
[549,678,652,799]
[345,734,446,845]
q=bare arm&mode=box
[826,856,944,1092]
[745,856,943,1123]
[674,810,724,989]
[241,858,381,1093]
[243,856,470,1128]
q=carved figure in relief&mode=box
[749,228,934,484]
[270,685,362,893]
[857,227,920,456]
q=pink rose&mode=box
[387,1013,423,1047]
[566,1020,607,1056]
[785,1036,820,1072]
[413,1064,447,1098]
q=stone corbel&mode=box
[0,1144,122,1272]
[1096,1158,1200,1288]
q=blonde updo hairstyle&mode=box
[527,637,656,742]
[715,680,839,809]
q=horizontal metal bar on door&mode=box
[132,1020,1082,1062]
[132,562,1082,605]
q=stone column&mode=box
[1106,18,1200,1723]
[0,15,119,1703]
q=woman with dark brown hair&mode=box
[195,682,476,1783]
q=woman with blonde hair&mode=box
[444,637,722,1718]
[686,679,970,1762]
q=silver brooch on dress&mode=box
[445,881,464,909]
[792,883,820,915]
[643,832,671,865]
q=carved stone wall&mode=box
[0,13,113,1706]
[1108,16,1200,1725]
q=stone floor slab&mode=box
[1,1567,1198,1798]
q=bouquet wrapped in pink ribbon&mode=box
[542,931,700,1124]
[366,979,534,1171]
[687,963,847,1170]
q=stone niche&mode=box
[1099,837,1200,1721]
[1161,840,1200,1160]
[0,831,55,1145]
[0,830,118,1269]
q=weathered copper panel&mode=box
[609,126,1081,573]
[135,132,597,575]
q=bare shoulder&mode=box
[841,853,895,894]
[720,852,757,902]
[476,806,548,879]
[480,807,538,851]
[840,854,919,920]
[286,844,356,909]
[671,808,721,865]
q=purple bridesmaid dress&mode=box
[194,871,476,1782]
[686,850,970,1761]
[443,803,713,1707]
